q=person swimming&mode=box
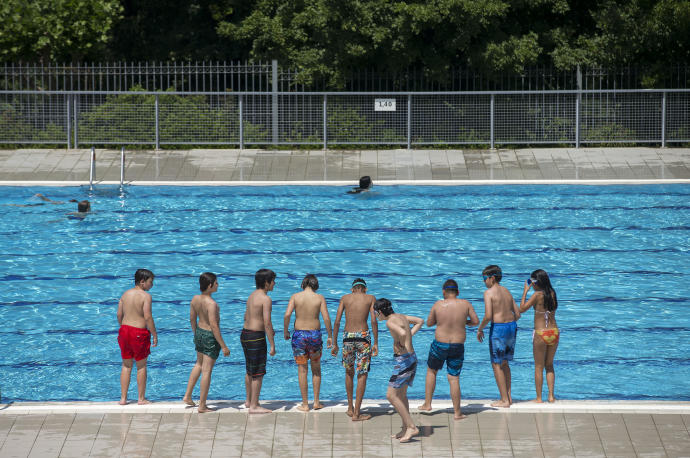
[347,176,372,194]
[518,269,559,403]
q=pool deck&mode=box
[1,400,690,457]
[0,146,688,185]
[2,146,690,456]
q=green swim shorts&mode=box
[194,327,221,360]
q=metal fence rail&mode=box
[1,90,688,148]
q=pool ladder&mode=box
[88,147,126,189]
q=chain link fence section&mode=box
[0,89,687,147]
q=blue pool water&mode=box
[1,185,689,402]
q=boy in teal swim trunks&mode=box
[419,279,479,419]
[182,272,230,413]
[477,265,521,408]
[283,274,333,411]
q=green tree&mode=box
[0,0,123,62]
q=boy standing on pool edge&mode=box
[117,268,158,405]
[241,268,277,414]
[477,265,520,408]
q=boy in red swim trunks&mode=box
[117,269,158,405]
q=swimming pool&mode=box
[1,184,689,402]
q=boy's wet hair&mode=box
[135,268,154,284]
[374,298,394,316]
[351,278,367,292]
[482,265,502,282]
[443,279,459,294]
[255,268,276,289]
[199,272,217,292]
[359,176,372,189]
[301,274,319,291]
[77,200,90,212]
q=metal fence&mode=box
[1,90,688,148]
[3,61,690,92]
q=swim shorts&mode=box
[291,329,323,365]
[118,324,151,361]
[342,330,371,375]
[240,328,267,378]
[427,340,465,376]
[489,321,517,363]
[389,352,417,389]
[194,327,221,360]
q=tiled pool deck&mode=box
[2,146,690,456]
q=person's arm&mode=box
[476,290,492,343]
[283,295,295,341]
[331,298,345,356]
[189,301,197,333]
[519,282,538,314]
[406,315,424,336]
[209,302,230,357]
[143,293,158,347]
[263,297,276,356]
[467,303,480,326]
[117,298,124,325]
[320,295,333,349]
[370,297,379,357]
[426,304,437,327]
[512,297,521,321]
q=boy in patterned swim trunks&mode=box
[241,269,277,414]
[419,279,479,420]
[182,272,230,413]
[283,274,333,411]
[374,298,424,443]
[477,265,521,408]
[117,269,158,405]
[331,278,378,421]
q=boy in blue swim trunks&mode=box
[477,265,521,408]
[419,279,479,419]
[283,274,333,411]
[374,298,424,443]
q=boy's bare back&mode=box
[387,314,415,355]
[191,294,218,330]
[292,290,326,330]
[429,298,478,343]
[485,285,518,323]
[119,287,152,329]
[341,292,376,332]
[245,289,270,331]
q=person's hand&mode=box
[331,344,339,357]
[372,344,378,357]
[326,337,333,349]
[269,346,276,356]
[222,346,230,357]
[284,331,290,341]
[524,281,532,292]
[477,329,484,343]
[152,336,158,347]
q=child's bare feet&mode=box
[417,403,432,412]
[548,396,556,403]
[118,399,128,405]
[454,413,467,420]
[249,406,272,414]
[296,404,310,412]
[352,413,371,421]
[198,405,216,413]
[532,398,544,403]
[182,397,196,406]
[391,427,405,439]
[490,400,510,408]
[313,402,325,410]
[399,426,419,443]
[138,399,152,405]
[346,409,354,417]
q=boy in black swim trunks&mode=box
[182,272,230,413]
[241,269,277,414]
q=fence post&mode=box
[73,94,79,148]
[66,94,72,149]
[575,94,581,148]
[661,91,666,148]
[239,94,244,149]
[323,94,328,150]
[155,94,160,150]
[490,94,495,149]
[407,94,412,149]
[272,59,278,144]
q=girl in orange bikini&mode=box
[519,269,559,403]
